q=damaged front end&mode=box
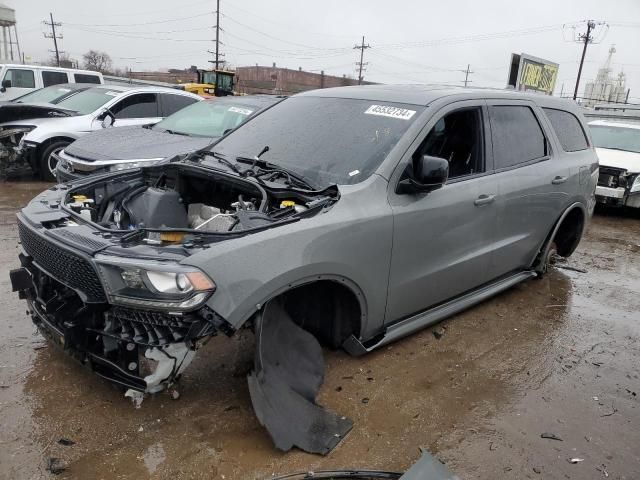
[11,161,343,450]
[0,126,36,176]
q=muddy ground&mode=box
[0,180,638,480]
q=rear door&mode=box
[159,93,199,117]
[386,100,499,322]
[487,101,570,278]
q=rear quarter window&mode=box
[542,108,589,152]
[489,105,548,169]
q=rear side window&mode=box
[489,106,547,169]
[543,108,589,152]
[74,73,101,84]
[42,70,69,87]
[111,93,159,119]
[160,93,198,116]
[3,69,35,88]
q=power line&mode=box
[65,13,211,28]
[354,36,371,85]
[569,20,608,100]
[43,13,63,66]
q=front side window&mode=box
[490,105,547,169]
[154,100,258,137]
[590,125,640,154]
[212,96,423,187]
[414,107,484,179]
[3,69,35,88]
[42,71,69,87]
[543,108,589,152]
[111,93,158,119]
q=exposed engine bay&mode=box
[11,161,344,454]
[61,163,335,245]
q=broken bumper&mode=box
[10,218,222,393]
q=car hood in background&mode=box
[0,102,75,124]
[64,125,216,162]
[596,147,640,173]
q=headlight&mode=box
[95,255,215,311]
[631,175,640,193]
[109,159,163,172]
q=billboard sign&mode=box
[507,53,559,95]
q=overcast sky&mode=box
[7,0,640,99]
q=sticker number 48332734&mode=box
[364,104,416,120]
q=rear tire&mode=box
[38,141,70,182]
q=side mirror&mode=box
[101,112,115,129]
[0,79,10,93]
[397,155,449,194]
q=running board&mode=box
[343,270,537,356]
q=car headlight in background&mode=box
[630,175,640,193]
[0,125,36,147]
[95,255,215,311]
[108,158,164,172]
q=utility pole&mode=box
[43,13,63,67]
[573,20,595,101]
[460,64,473,87]
[353,36,371,85]
[214,0,220,70]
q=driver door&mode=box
[101,93,162,130]
[385,101,499,322]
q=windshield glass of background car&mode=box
[212,97,423,186]
[55,88,120,115]
[154,100,256,137]
[590,125,640,154]
[14,86,75,104]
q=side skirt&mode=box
[343,270,536,356]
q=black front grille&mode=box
[598,167,626,189]
[18,218,106,302]
[100,307,215,346]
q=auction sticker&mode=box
[365,104,416,120]
[228,106,253,116]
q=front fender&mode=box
[181,176,393,339]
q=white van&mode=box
[0,64,104,101]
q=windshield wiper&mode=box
[235,152,318,190]
[161,128,190,136]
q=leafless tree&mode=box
[82,50,113,73]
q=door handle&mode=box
[474,194,495,206]
[552,176,568,185]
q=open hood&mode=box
[0,102,75,124]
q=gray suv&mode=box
[10,85,598,455]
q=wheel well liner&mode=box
[262,278,364,349]
[534,202,586,269]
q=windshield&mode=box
[212,96,423,186]
[590,124,640,154]
[14,85,79,104]
[154,100,257,137]
[55,87,120,115]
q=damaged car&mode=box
[55,94,282,183]
[589,119,640,208]
[0,84,200,181]
[10,85,597,455]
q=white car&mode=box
[0,85,201,180]
[589,119,640,209]
[0,64,104,101]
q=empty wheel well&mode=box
[274,280,362,349]
[553,207,585,257]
